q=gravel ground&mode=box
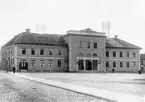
[21,73,145,97]
[0,71,110,102]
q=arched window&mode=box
[93,53,97,57]
[79,53,84,56]
[86,53,91,57]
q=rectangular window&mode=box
[126,62,129,68]
[58,50,61,55]
[87,42,90,48]
[40,60,44,67]
[31,48,35,55]
[133,52,136,58]
[22,48,26,54]
[31,60,35,67]
[106,51,109,57]
[49,50,52,55]
[127,52,129,57]
[113,62,116,68]
[113,52,116,57]
[94,43,97,48]
[120,52,123,57]
[106,62,109,67]
[40,49,44,55]
[57,60,61,67]
[48,60,53,67]
[120,62,123,68]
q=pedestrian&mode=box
[13,66,16,74]
[112,68,115,73]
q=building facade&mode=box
[1,28,141,72]
[140,54,145,72]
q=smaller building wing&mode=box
[106,38,141,49]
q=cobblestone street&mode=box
[0,71,109,102]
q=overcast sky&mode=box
[0,0,145,53]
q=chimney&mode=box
[114,35,118,39]
[25,29,31,33]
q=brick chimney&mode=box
[25,29,31,33]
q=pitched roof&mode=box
[106,38,141,49]
[140,54,145,60]
[2,32,67,48]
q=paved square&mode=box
[22,73,145,97]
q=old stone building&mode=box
[1,28,141,72]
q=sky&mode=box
[0,0,145,53]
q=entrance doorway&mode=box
[93,60,98,70]
[19,60,28,70]
[86,60,92,70]
[78,60,84,70]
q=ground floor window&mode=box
[57,60,61,67]
[40,60,44,67]
[106,61,109,67]
[48,60,53,67]
[126,62,129,68]
[113,62,116,68]
[31,60,35,67]
[120,62,123,68]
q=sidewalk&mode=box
[9,72,144,102]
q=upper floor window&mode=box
[94,42,97,48]
[127,52,129,57]
[106,51,109,57]
[49,50,52,55]
[57,60,61,67]
[40,49,44,55]
[126,62,129,68]
[106,62,109,67]
[58,50,61,55]
[120,62,123,68]
[31,48,35,55]
[133,52,136,58]
[113,62,116,68]
[80,41,83,48]
[113,52,116,57]
[120,52,123,57]
[22,48,26,54]
[87,42,90,48]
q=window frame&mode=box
[113,52,116,57]
[126,62,129,68]
[40,49,44,55]
[113,62,116,68]
[57,60,61,67]
[94,42,97,48]
[120,62,123,68]
[120,52,123,57]
[106,51,109,57]
[22,48,26,55]
[31,48,35,55]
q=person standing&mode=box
[13,66,16,74]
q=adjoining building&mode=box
[140,54,145,72]
[1,28,141,72]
